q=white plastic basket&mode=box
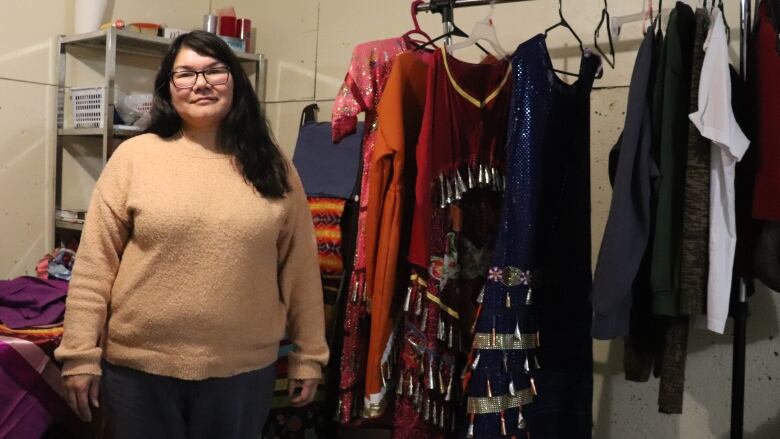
[70,86,105,128]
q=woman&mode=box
[54,31,329,438]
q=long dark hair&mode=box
[147,30,289,198]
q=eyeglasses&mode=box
[170,66,230,89]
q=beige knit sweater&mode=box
[54,133,329,381]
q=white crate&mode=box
[70,86,105,128]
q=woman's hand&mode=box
[288,378,318,407]
[63,374,100,422]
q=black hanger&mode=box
[716,0,731,41]
[300,103,318,128]
[594,0,616,71]
[544,0,584,77]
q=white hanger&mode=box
[610,0,673,41]
[446,1,509,59]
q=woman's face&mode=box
[169,47,234,130]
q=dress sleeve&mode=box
[332,46,368,143]
[277,167,330,380]
[55,145,134,376]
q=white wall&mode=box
[0,1,778,437]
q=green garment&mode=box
[650,2,696,317]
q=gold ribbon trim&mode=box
[426,291,460,319]
[472,332,538,350]
[441,47,512,109]
[467,389,534,414]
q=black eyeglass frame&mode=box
[170,66,231,89]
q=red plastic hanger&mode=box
[402,0,434,45]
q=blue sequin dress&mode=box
[463,34,600,439]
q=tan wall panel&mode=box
[0,81,54,278]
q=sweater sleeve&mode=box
[278,167,330,380]
[54,145,133,376]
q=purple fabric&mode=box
[0,339,70,437]
[0,276,68,329]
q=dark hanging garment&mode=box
[591,22,658,340]
[462,34,600,439]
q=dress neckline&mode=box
[439,47,512,109]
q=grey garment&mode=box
[678,9,711,316]
[101,361,276,439]
[591,23,659,340]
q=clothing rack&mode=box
[733,2,752,439]
[415,0,754,437]
[416,0,535,45]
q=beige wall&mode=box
[1,1,779,437]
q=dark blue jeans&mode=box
[101,361,276,439]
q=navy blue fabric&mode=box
[292,121,363,199]
[466,34,599,439]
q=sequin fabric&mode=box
[331,37,408,423]
[393,48,509,439]
[462,35,600,439]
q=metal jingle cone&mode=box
[500,410,507,436]
[506,290,511,308]
[467,422,475,438]
[397,372,405,395]
[453,178,462,201]
[502,352,509,373]
[508,378,516,396]
[514,322,523,340]
[415,287,423,316]
[427,357,435,390]
[456,168,468,194]
[440,404,446,429]
[471,351,481,370]
[438,174,447,208]
[445,369,453,401]
[439,367,446,394]
[492,167,500,191]
[420,306,429,331]
[486,378,493,398]
[431,400,438,426]
[518,408,527,429]
[478,163,485,186]
[423,396,430,421]
[407,371,414,397]
[403,286,412,312]
[525,287,533,306]
[437,317,446,340]
[476,286,485,304]
[533,353,541,370]
[448,324,454,349]
[485,165,493,186]
[523,355,531,374]
[445,176,454,204]
[352,279,359,302]
[468,166,476,189]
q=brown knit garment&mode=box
[679,9,712,316]
[55,134,329,380]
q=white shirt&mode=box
[689,9,750,334]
